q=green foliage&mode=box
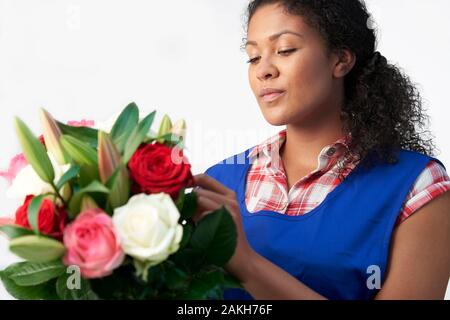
[68,180,110,217]
[14,117,55,183]
[9,235,66,263]
[0,260,65,300]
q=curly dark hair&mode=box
[243,0,435,172]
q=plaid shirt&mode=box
[245,129,450,225]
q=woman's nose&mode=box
[256,61,279,81]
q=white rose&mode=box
[112,193,183,267]
[6,152,70,203]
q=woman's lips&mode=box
[262,91,286,102]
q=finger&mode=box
[193,195,220,223]
[192,174,235,197]
[196,188,235,207]
[186,178,195,189]
[197,194,220,211]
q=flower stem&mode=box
[50,182,67,207]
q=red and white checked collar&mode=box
[244,129,450,225]
[247,129,354,174]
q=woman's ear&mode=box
[332,49,356,78]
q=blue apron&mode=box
[205,148,443,300]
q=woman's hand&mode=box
[190,174,256,282]
[189,174,327,299]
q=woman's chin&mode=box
[262,114,289,127]
[260,107,291,126]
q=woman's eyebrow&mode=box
[244,30,304,48]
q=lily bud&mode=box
[98,131,120,184]
[61,183,72,202]
[98,131,129,209]
[157,114,173,144]
[171,119,186,141]
[39,108,69,165]
[80,195,99,211]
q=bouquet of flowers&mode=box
[0,102,240,300]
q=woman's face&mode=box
[246,4,342,126]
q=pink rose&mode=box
[63,209,125,279]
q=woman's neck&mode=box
[280,109,345,170]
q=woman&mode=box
[191,0,450,299]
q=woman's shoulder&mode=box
[397,149,442,164]
[398,155,450,222]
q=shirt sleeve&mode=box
[396,160,450,225]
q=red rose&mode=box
[15,195,68,240]
[128,143,194,200]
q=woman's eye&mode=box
[278,48,297,55]
[246,49,297,65]
[246,56,260,64]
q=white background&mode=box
[0,0,449,299]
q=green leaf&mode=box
[190,207,237,266]
[145,264,166,286]
[9,235,66,263]
[14,117,55,183]
[122,111,156,163]
[68,180,110,217]
[6,260,65,286]
[0,225,34,239]
[0,271,59,300]
[179,223,192,250]
[57,121,99,148]
[56,272,98,300]
[110,102,139,153]
[223,273,243,290]
[180,192,198,220]
[165,266,189,290]
[78,164,100,187]
[182,270,224,300]
[89,267,139,299]
[60,134,98,166]
[176,188,185,212]
[105,165,130,210]
[27,195,47,234]
[56,164,80,190]
[170,247,202,270]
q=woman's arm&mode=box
[241,191,450,300]
[375,191,450,299]
[237,249,327,300]
[192,174,450,300]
